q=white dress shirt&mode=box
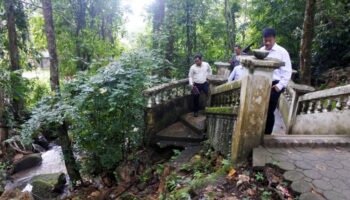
[227,65,247,82]
[188,62,212,85]
[260,43,292,90]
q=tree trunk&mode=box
[41,0,60,92]
[59,122,82,186]
[0,90,8,157]
[185,0,195,65]
[41,0,81,186]
[5,0,20,71]
[300,0,316,85]
[74,0,88,71]
[152,0,165,49]
[5,0,23,119]
[224,0,236,56]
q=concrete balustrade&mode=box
[278,81,315,133]
[205,56,284,163]
[290,85,350,135]
[143,77,226,145]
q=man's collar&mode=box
[271,43,278,51]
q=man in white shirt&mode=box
[227,64,247,82]
[260,28,292,135]
[188,54,212,117]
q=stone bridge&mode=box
[143,56,350,163]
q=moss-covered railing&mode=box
[205,80,242,157]
[143,77,227,145]
[290,84,350,135]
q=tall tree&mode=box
[5,0,20,71]
[41,0,60,92]
[300,0,316,85]
[4,0,22,119]
[224,0,239,55]
[152,0,165,49]
[73,0,89,71]
[41,0,82,185]
[184,0,196,65]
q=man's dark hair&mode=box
[263,28,276,38]
[234,44,241,49]
[194,54,202,60]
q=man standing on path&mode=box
[261,28,292,134]
[188,54,212,117]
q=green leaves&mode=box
[21,48,167,173]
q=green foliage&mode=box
[21,48,167,173]
[261,190,272,200]
[25,78,50,109]
[0,162,9,194]
[255,172,265,182]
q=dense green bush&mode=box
[21,49,167,174]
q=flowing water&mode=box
[5,145,68,190]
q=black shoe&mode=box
[194,112,198,117]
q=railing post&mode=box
[231,56,284,163]
[285,83,315,134]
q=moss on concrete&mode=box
[205,107,236,115]
[212,81,241,95]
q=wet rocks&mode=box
[12,154,42,174]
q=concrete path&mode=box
[253,146,350,200]
[272,109,286,135]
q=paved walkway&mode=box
[253,146,350,200]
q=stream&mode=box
[5,145,68,191]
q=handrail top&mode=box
[143,78,189,96]
[238,55,284,68]
[288,81,315,93]
[299,84,350,101]
[211,80,242,95]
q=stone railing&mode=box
[143,77,226,145]
[290,85,350,135]
[205,80,242,157]
[278,81,315,133]
[205,56,285,163]
[143,79,190,108]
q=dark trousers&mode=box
[265,80,284,135]
[193,82,209,113]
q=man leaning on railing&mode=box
[188,54,212,117]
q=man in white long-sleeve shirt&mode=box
[260,28,292,134]
[188,54,212,117]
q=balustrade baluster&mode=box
[147,97,153,108]
[335,97,342,111]
[162,90,168,102]
[229,94,234,106]
[315,100,323,113]
[300,102,306,114]
[155,93,160,105]
[323,99,332,112]
[307,101,314,114]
